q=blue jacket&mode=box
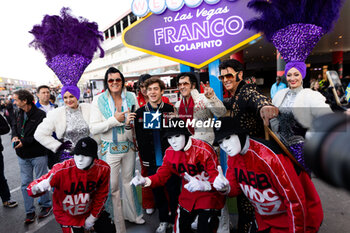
[270,82,287,99]
[35,101,56,112]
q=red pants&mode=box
[140,158,155,209]
[298,170,323,232]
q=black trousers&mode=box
[148,166,181,223]
[257,228,271,233]
[237,194,256,233]
[0,152,11,202]
[61,211,116,233]
[177,206,220,233]
[61,226,85,233]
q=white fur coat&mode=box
[34,103,93,153]
[272,88,332,129]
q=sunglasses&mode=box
[218,72,238,81]
[177,82,191,87]
[108,78,122,84]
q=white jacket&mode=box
[272,88,332,129]
[34,103,93,153]
[175,89,226,144]
[89,91,137,143]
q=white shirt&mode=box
[40,104,55,113]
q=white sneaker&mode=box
[146,208,155,215]
[134,216,145,225]
[191,216,198,230]
[156,222,168,233]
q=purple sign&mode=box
[122,0,261,68]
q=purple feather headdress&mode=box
[245,0,344,78]
[29,8,104,99]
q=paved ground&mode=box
[1,132,350,233]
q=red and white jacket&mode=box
[226,138,323,233]
[27,159,110,227]
[149,137,225,211]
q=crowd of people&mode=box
[0,31,348,233]
[1,1,348,233]
[1,57,347,233]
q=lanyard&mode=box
[20,113,27,138]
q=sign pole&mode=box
[208,59,222,100]
[208,59,227,174]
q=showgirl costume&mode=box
[246,0,343,172]
[31,8,104,162]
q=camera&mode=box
[12,141,20,148]
[131,105,135,113]
[304,113,350,191]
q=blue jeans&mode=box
[18,155,52,214]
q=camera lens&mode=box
[305,113,350,190]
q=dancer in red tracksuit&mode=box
[213,117,323,233]
[131,118,225,233]
[27,137,110,233]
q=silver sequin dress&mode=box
[62,105,90,153]
[276,86,309,172]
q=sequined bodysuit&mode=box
[277,86,309,172]
[60,106,89,161]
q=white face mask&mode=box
[219,135,241,157]
[74,154,93,170]
[167,134,186,151]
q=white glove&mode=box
[32,173,53,195]
[183,172,211,192]
[84,214,97,230]
[213,166,230,193]
[130,170,152,187]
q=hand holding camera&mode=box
[12,137,22,149]
[126,105,136,126]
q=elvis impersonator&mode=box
[131,118,225,233]
[27,137,110,233]
[213,117,323,233]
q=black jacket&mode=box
[134,102,174,168]
[0,114,10,152]
[223,81,272,138]
[11,105,48,159]
[4,102,16,127]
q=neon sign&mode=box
[132,0,223,17]
[123,0,261,69]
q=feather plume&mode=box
[245,0,344,41]
[29,7,104,61]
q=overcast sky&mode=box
[0,0,133,85]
